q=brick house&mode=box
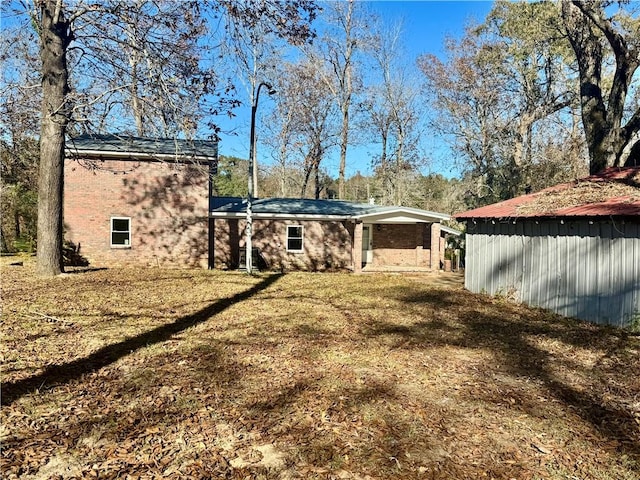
[65,134,457,271]
[211,197,458,273]
[64,134,217,268]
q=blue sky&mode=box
[218,1,495,179]
[369,1,493,60]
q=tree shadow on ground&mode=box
[1,273,283,406]
[363,285,640,459]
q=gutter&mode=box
[209,211,352,221]
[66,148,214,163]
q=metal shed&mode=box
[456,167,640,328]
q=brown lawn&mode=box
[1,259,638,479]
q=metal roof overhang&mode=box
[441,225,462,236]
[210,206,451,224]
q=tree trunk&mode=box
[334,0,354,200]
[130,58,145,135]
[561,0,640,174]
[301,154,313,198]
[36,0,72,276]
[1,224,8,253]
[314,160,321,199]
[338,105,349,199]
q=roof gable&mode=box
[355,206,449,223]
[456,167,640,220]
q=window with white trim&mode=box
[111,217,131,248]
[286,225,303,252]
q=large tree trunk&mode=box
[561,0,640,174]
[36,0,72,276]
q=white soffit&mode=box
[356,208,449,224]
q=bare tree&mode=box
[264,95,297,197]
[1,18,41,252]
[216,0,317,197]
[268,58,338,199]
[365,20,426,205]
[309,0,368,199]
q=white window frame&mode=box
[286,225,304,253]
[110,217,131,248]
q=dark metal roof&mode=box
[455,167,640,220]
[211,197,377,216]
[66,134,218,159]
[211,197,455,228]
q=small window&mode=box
[111,217,131,248]
[287,225,303,252]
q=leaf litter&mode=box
[516,173,640,216]
[1,259,638,479]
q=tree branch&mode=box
[571,0,639,124]
[621,108,640,145]
[571,1,631,62]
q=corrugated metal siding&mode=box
[464,219,640,327]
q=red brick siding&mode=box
[213,218,353,271]
[64,158,209,267]
[372,223,432,267]
[212,219,443,272]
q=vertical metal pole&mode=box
[245,195,252,273]
[246,101,257,274]
[245,82,274,274]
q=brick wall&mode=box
[64,157,209,267]
[213,218,353,271]
[212,218,444,272]
[372,223,432,267]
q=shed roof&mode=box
[455,167,640,220]
[66,134,218,160]
[211,197,456,228]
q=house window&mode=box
[111,217,131,248]
[287,225,303,252]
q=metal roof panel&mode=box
[456,167,640,220]
[67,133,218,159]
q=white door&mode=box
[362,225,373,266]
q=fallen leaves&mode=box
[1,261,639,479]
[516,178,640,216]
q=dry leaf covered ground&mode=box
[1,259,639,479]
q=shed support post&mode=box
[353,221,363,274]
[430,222,441,270]
[415,224,424,267]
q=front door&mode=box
[362,225,373,267]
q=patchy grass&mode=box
[1,259,639,479]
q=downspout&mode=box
[208,158,217,269]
